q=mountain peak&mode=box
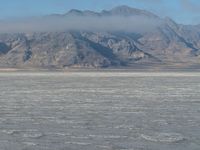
[109,5,142,16]
[107,5,158,18]
[65,5,159,18]
[67,9,83,16]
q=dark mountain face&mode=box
[0,42,10,55]
[0,6,200,69]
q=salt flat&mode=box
[0,72,200,150]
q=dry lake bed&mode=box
[0,72,200,150]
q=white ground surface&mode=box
[0,72,200,150]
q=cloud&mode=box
[0,15,161,33]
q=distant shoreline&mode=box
[0,67,200,73]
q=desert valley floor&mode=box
[0,72,200,150]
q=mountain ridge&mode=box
[50,5,159,18]
[0,6,200,69]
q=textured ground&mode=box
[0,72,200,150]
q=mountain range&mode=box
[0,5,200,69]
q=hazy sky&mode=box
[0,0,200,24]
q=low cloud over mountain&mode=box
[0,6,161,33]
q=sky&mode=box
[0,0,200,25]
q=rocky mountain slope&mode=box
[0,6,200,69]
